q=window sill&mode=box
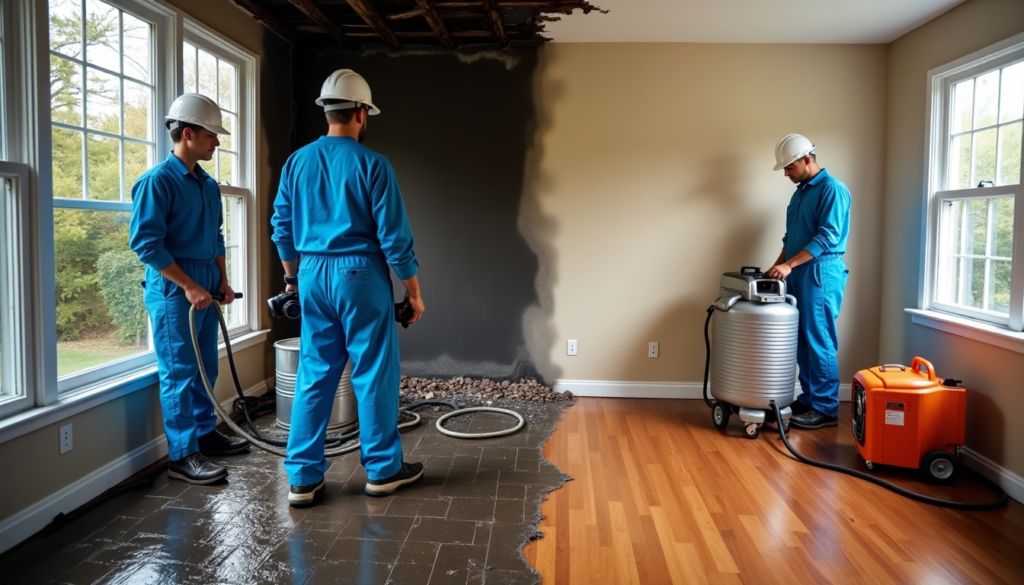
[906,309,1024,355]
[0,329,268,445]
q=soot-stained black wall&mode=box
[290,46,543,381]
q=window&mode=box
[219,186,249,332]
[0,162,31,418]
[49,0,160,388]
[182,41,237,185]
[926,35,1024,333]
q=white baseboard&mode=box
[217,379,271,411]
[0,434,168,555]
[960,446,1024,505]
[555,380,852,401]
[0,378,272,555]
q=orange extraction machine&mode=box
[851,357,967,483]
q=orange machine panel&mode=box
[851,357,966,471]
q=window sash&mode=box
[219,185,253,338]
[0,162,33,418]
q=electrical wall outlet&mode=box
[59,424,73,454]
[567,339,578,356]
[649,342,659,358]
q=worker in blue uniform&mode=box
[767,134,851,430]
[130,93,249,484]
[272,69,425,508]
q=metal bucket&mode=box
[274,337,357,431]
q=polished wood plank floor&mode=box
[524,398,1024,584]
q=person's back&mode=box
[272,69,425,509]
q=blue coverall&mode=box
[782,169,851,418]
[271,136,418,487]
[129,154,226,461]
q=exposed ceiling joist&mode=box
[414,0,456,49]
[286,0,357,49]
[344,0,404,50]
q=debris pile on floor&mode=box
[400,376,574,404]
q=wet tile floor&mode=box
[0,400,570,585]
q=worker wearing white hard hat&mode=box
[129,93,249,485]
[765,134,851,431]
[273,69,425,507]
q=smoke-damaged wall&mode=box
[290,46,545,381]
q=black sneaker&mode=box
[789,408,838,430]
[197,431,250,456]
[288,480,325,508]
[167,452,228,485]
[789,400,813,416]
[364,462,424,497]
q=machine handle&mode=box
[714,295,743,312]
[878,364,906,372]
[911,357,937,381]
[740,266,761,275]
[785,294,798,308]
[212,292,243,302]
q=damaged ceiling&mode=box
[231,0,605,49]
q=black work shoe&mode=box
[789,408,838,430]
[197,431,250,455]
[789,400,812,416]
[365,462,424,497]
[288,480,325,508]
[167,452,228,485]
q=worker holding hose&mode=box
[766,134,851,431]
[129,94,249,485]
[272,69,425,508]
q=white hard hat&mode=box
[165,93,230,135]
[773,134,815,171]
[316,69,380,116]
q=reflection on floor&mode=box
[0,401,570,585]
[526,398,1024,584]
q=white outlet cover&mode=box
[59,423,73,454]
[567,339,578,356]
[649,342,659,358]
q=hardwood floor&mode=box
[524,398,1024,584]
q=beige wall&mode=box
[881,0,1024,476]
[522,43,888,384]
[0,0,283,526]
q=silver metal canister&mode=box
[273,338,357,431]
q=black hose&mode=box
[769,401,1008,511]
[702,305,715,408]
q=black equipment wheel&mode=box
[922,450,959,484]
[743,423,760,440]
[712,402,730,430]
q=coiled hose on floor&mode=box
[189,300,524,458]
[702,303,1007,510]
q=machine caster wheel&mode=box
[781,420,790,433]
[864,461,875,471]
[712,402,731,430]
[922,450,958,484]
[743,423,760,440]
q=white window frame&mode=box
[0,162,34,418]
[922,31,1024,334]
[183,17,260,337]
[51,0,177,395]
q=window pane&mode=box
[86,134,121,201]
[219,60,237,112]
[988,260,1012,314]
[198,158,215,181]
[84,0,120,74]
[121,12,150,83]
[949,134,971,190]
[198,49,217,103]
[123,81,151,141]
[998,122,1022,186]
[972,128,997,186]
[963,257,986,309]
[1000,62,1024,124]
[220,113,235,151]
[974,70,999,129]
[86,67,120,133]
[221,195,246,329]
[52,127,84,199]
[218,151,236,186]
[183,43,198,94]
[51,55,84,127]
[54,208,149,377]
[950,200,965,254]
[124,142,152,197]
[966,198,988,256]
[49,0,83,59]
[952,79,974,134]
[994,197,1015,258]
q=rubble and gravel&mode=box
[398,375,574,404]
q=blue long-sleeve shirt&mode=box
[782,169,851,261]
[271,136,419,280]
[129,154,226,270]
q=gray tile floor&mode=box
[0,400,570,585]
